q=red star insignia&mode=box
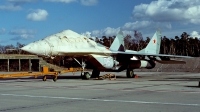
[153,39,156,44]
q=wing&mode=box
[118,51,192,58]
[58,49,192,58]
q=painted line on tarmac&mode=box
[1,93,200,107]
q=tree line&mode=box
[94,31,200,57]
[1,31,199,57]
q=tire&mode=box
[126,69,134,78]
[82,72,91,80]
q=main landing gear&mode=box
[126,68,136,78]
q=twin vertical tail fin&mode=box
[109,31,125,52]
[109,29,161,54]
[138,29,161,54]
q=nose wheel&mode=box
[74,58,91,80]
[81,72,91,80]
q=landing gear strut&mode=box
[74,58,91,80]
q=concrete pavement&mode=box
[0,72,200,112]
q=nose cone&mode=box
[21,43,37,53]
[21,40,52,56]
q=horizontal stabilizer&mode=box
[156,60,186,64]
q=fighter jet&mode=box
[21,29,190,79]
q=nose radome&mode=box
[21,43,32,52]
[21,40,52,56]
[20,45,29,52]
[21,43,39,54]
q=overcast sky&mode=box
[0,0,200,46]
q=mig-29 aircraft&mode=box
[21,29,189,79]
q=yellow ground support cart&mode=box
[0,66,82,82]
